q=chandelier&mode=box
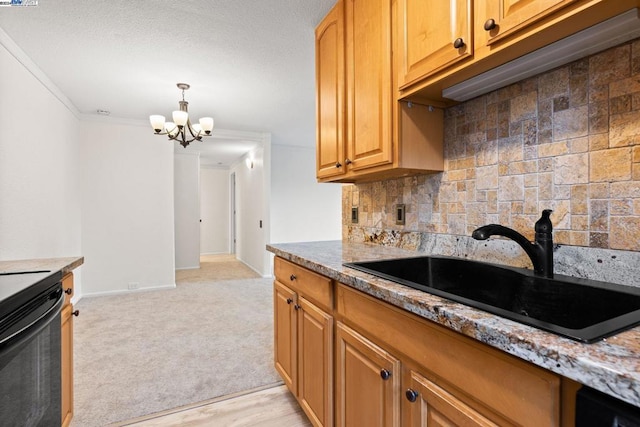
[149,83,214,148]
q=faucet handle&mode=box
[535,210,553,234]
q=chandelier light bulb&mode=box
[172,110,188,127]
[149,115,166,133]
[199,117,214,134]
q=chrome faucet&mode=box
[471,209,554,278]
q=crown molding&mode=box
[0,26,81,118]
[79,113,150,127]
[1,26,270,145]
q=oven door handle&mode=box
[0,287,64,355]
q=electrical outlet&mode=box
[128,282,139,290]
[396,204,406,225]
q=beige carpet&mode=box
[71,255,279,427]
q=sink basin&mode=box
[343,256,640,343]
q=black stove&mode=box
[0,270,59,316]
[1,269,64,426]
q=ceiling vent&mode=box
[442,9,640,102]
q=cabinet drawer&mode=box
[336,283,561,426]
[274,257,333,311]
[62,273,74,307]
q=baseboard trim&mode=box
[235,257,266,277]
[82,284,176,298]
[175,265,200,271]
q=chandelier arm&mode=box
[185,119,205,141]
[185,119,196,138]
[181,124,199,146]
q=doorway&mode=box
[230,172,237,255]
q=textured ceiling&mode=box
[0,0,335,164]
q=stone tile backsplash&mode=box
[343,38,640,256]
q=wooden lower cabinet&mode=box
[402,367,498,427]
[336,322,401,427]
[274,278,333,427]
[298,296,333,426]
[336,283,563,426]
[61,272,74,427]
[274,280,297,392]
[272,257,579,426]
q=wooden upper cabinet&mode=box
[398,0,640,102]
[316,1,346,180]
[398,0,473,89]
[345,0,393,171]
[314,0,445,183]
[478,0,576,47]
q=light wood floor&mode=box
[113,384,312,427]
[175,254,260,283]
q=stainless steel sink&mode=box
[344,256,640,343]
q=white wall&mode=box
[231,147,268,275]
[174,153,201,269]
[200,167,230,254]
[80,120,175,295]
[270,144,342,243]
[0,40,83,289]
[0,30,342,294]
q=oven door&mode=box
[0,283,64,427]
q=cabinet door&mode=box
[398,0,472,89]
[403,369,499,427]
[316,1,346,180]
[298,297,334,427]
[345,0,393,171]
[478,0,576,46]
[274,281,297,394]
[336,322,400,427]
[61,273,74,427]
[61,304,73,427]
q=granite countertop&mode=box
[0,256,84,276]
[267,240,640,408]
